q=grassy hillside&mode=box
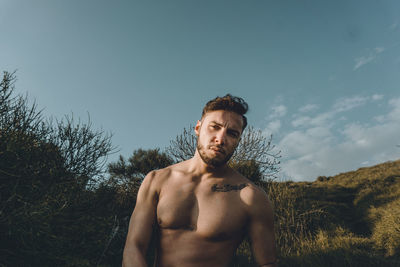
[316,160,400,255]
[235,159,400,266]
[271,159,400,266]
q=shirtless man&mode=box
[122,94,277,267]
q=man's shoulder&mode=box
[235,176,271,215]
[240,182,268,203]
[229,169,266,198]
[143,161,188,186]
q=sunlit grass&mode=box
[233,160,400,266]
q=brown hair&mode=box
[201,94,248,130]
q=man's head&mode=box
[201,94,248,131]
[195,94,249,167]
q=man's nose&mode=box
[215,130,226,145]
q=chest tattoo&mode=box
[211,183,248,192]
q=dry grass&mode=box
[370,199,400,257]
[279,227,398,267]
[233,160,400,266]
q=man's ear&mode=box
[194,120,201,136]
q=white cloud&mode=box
[292,95,380,129]
[264,120,281,135]
[353,55,375,70]
[291,116,311,127]
[388,98,400,120]
[308,112,335,127]
[333,96,369,112]
[372,94,384,101]
[341,123,371,146]
[299,104,318,113]
[275,96,400,181]
[268,104,287,119]
[353,47,385,71]
[375,47,385,53]
[280,127,332,158]
[373,115,385,123]
[292,111,336,128]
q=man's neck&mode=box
[189,152,230,178]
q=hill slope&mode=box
[270,159,400,267]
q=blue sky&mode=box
[1,0,399,181]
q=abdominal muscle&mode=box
[154,228,243,267]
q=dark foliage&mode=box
[0,71,115,266]
[108,148,174,182]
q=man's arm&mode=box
[122,171,159,267]
[247,187,277,267]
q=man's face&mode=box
[195,110,243,167]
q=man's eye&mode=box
[228,131,239,138]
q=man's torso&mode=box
[153,163,253,267]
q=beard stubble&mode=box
[196,141,235,167]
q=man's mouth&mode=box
[209,146,225,155]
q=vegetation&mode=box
[1,71,399,266]
[0,71,116,266]
[269,160,400,267]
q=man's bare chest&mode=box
[156,182,248,240]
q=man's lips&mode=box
[209,146,225,155]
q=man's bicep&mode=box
[248,192,277,267]
[125,172,158,251]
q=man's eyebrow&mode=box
[209,121,223,126]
